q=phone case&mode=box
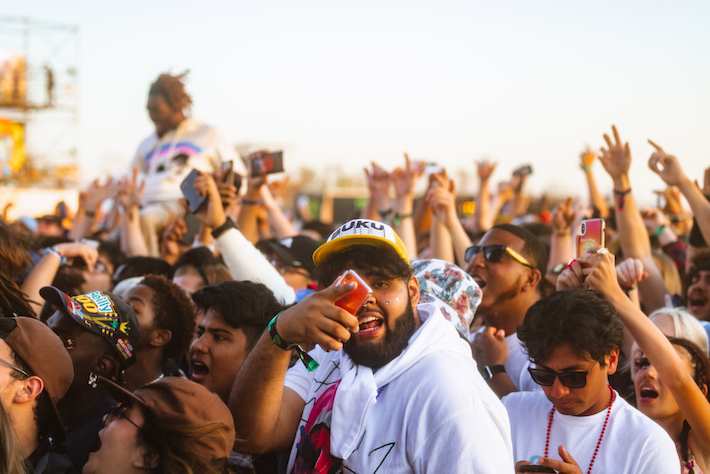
[180,169,208,214]
[577,218,606,257]
[334,270,373,315]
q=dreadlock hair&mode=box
[149,71,192,114]
[0,222,36,318]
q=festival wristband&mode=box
[268,313,319,372]
[653,224,666,239]
[44,247,67,265]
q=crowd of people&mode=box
[0,71,709,473]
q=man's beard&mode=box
[343,295,417,370]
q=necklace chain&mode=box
[544,384,615,474]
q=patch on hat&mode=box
[313,219,409,266]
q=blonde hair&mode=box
[649,307,709,355]
[651,250,682,297]
[0,401,29,474]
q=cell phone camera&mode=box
[581,222,586,235]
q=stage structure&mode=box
[0,16,79,187]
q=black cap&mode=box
[258,235,320,274]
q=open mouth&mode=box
[639,387,659,400]
[191,360,210,380]
[357,316,383,334]
[471,275,487,290]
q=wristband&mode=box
[240,199,260,206]
[580,164,592,173]
[613,188,632,212]
[479,365,506,381]
[653,224,666,239]
[392,213,412,226]
[44,247,67,265]
[84,210,96,218]
[210,217,237,239]
[378,208,392,224]
[267,313,320,372]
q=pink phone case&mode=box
[578,218,606,257]
[334,270,372,315]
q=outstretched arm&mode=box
[598,125,665,311]
[473,160,497,232]
[117,167,150,257]
[548,197,576,273]
[579,147,609,218]
[648,141,710,248]
[584,252,710,455]
[426,172,471,265]
[391,154,422,260]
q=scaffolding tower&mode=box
[0,16,79,187]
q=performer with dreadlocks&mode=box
[132,71,245,256]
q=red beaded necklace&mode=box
[544,385,615,474]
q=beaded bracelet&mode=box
[44,247,67,265]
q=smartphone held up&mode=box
[577,218,606,258]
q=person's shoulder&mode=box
[613,396,674,437]
[135,132,159,155]
[502,389,548,412]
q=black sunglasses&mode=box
[527,361,600,389]
[464,245,533,268]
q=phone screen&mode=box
[251,151,284,177]
[577,218,606,258]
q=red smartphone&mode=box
[577,218,606,258]
[334,270,372,315]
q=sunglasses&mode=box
[527,361,600,389]
[0,357,30,377]
[105,402,142,431]
[464,245,533,268]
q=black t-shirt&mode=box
[28,436,77,474]
[63,391,115,472]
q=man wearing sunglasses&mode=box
[466,224,547,397]
[503,289,678,473]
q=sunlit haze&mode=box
[3,0,709,206]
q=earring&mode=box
[88,372,98,389]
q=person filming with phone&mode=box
[229,218,513,473]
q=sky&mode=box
[2,0,709,206]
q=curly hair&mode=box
[518,289,624,366]
[139,275,196,362]
[149,72,192,114]
[313,245,413,289]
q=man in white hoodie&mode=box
[132,72,245,255]
[230,218,514,473]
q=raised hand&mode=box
[426,172,458,228]
[647,140,688,187]
[615,257,648,290]
[391,153,423,198]
[193,172,226,230]
[476,160,497,181]
[116,166,145,211]
[160,217,188,261]
[85,176,117,213]
[53,242,99,271]
[275,281,360,352]
[552,197,576,235]
[364,161,391,197]
[703,166,710,195]
[599,125,632,178]
[580,147,597,170]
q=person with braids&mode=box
[122,275,196,391]
[562,249,710,473]
[132,71,245,256]
[0,221,38,318]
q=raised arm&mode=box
[260,179,298,240]
[230,283,360,453]
[599,125,666,311]
[69,177,116,240]
[585,252,710,454]
[426,172,472,265]
[548,197,576,273]
[648,141,710,248]
[117,167,150,257]
[21,242,98,316]
[473,160,497,233]
[579,147,609,218]
[237,152,268,245]
[391,153,422,260]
